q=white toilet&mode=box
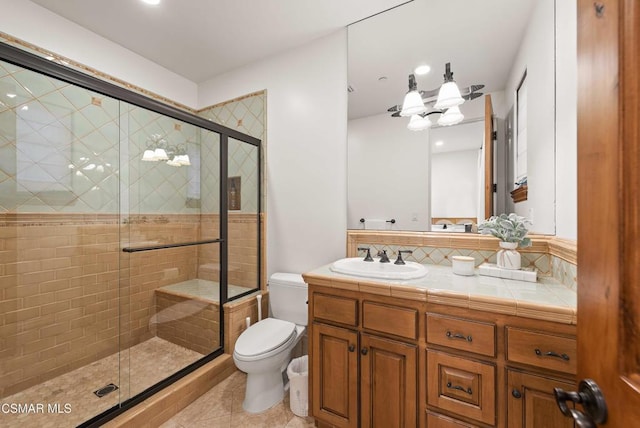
[232,273,308,413]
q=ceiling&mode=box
[30,0,410,83]
[29,0,536,122]
[348,0,536,119]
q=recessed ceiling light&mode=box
[141,0,161,5]
[435,140,444,146]
[414,65,431,75]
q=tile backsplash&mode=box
[347,231,578,289]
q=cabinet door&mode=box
[312,322,359,428]
[360,333,417,428]
[507,370,575,428]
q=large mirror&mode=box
[347,0,561,234]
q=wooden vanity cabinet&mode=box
[308,284,422,428]
[425,306,577,428]
[307,280,577,428]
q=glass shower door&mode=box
[118,103,223,402]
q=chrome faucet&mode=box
[394,250,413,265]
[358,246,374,262]
[377,250,390,263]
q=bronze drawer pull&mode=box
[535,348,570,361]
[446,331,473,342]
[446,382,472,395]
[348,344,355,352]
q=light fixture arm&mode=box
[443,62,454,82]
[408,73,418,91]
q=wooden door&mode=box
[360,333,417,428]
[507,370,575,428]
[484,94,494,220]
[576,0,640,425]
[311,322,359,428]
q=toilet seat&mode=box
[234,318,297,362]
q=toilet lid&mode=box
[234,318,296,358]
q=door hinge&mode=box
[493,184,497,193]
[492,131,498,141]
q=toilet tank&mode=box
[268,273,308,326]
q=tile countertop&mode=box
[302,264,577,325]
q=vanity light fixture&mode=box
[141,0,161,5]
[437,105,464,126]
[390,62,477,130]
[407,114,432,131]
[141,134,190,167]
[399,74,426,117]
[434,63,465,110]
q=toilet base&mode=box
[242,370,285,413]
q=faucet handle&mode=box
[395,250,413,265]
[358,246,374,262]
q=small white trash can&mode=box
[287,355,309,417]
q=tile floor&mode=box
[161,371,315,428]
[1,337,203,428]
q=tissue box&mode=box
[478,263,537,282]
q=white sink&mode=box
[330,257,428,280]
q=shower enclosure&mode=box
[0,43,261,427]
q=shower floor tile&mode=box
[161,371,315,428]
[1,337,203,428]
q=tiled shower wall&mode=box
[0,60,262,399]
[198,91,266,214]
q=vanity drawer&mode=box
[427,350,496,425]
[362,300,418,340]
[506,327,577,375]
[426,412,478,428]
[313,293,358,327]
[426,313,496,357]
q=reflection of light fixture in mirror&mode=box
[437,106,464,126]
[141,134,190,167]
[434,63,464,110]
[400,74,426,117]
[153,147,169,160]
[407,114,432,131]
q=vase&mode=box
[497,241,521,270]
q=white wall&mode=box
[504,0,556,234]
[0,0,197,107]
[431,150,479,219]
[198,31,348,276]
[347,112,430,231]
[555,0,577,240]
